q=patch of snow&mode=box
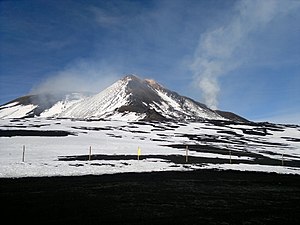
[59,79,129,118]
[107,112,146,121]
[0,104,37,119]
[0,159,191,178]
[40,98,84,117]
[0,102,18,109]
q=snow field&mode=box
[0,118,299,177]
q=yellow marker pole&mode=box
[137,147,141,160]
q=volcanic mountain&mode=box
[0,75,247,122]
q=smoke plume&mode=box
[31,60,121,95]
[190,0,299,109]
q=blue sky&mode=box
[0,0,299,124]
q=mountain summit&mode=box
[0,75,247,121]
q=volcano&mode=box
[0,75,247,122]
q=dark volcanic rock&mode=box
[0,129,74,137]
[216,110,249,123]
[1,171,299,225]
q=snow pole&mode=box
[22,145,25,162]
[185,145,189,163]
[137,146,141,160]
[281,153,284,166]
[229,150,232,164]
[89,146,92,161]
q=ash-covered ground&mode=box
[1,170,299,225]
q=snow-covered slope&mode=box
[0,93,88,119]
[59,75,226,121]
[0,75,246,121]
[39,93,88,117]
[0,102,36,119]
[59,77,132,119]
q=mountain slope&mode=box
[0,93,88,119]
[0,75,247,121]
[59,75,224,121]
[59,77,131,119]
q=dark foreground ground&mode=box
[1,170,300,225]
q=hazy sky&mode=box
[0,0,299,124]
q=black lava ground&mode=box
[0,129,73,137]
[59,152,300,168]
[1,170,299,225]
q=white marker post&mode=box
[229,150,232,164]
[22,145,25,162]
[89,146,92,161]
[185,145,189,163]
[281,153,284,166]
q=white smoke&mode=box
[31,60,121,95]
[190,0,300,109]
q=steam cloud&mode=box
[190,0,299,109]
[31,60,121,95]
